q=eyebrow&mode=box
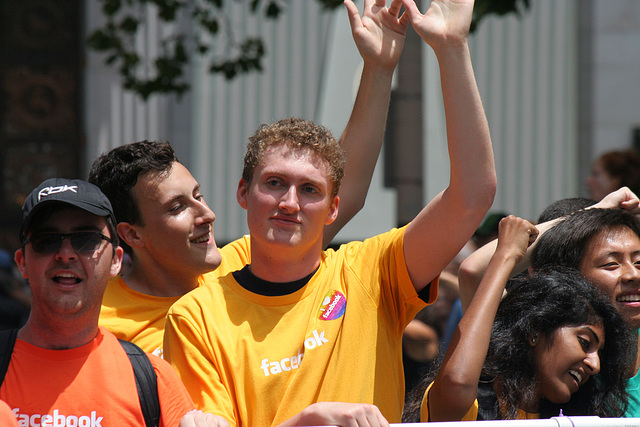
[590,250,640,262]
[583,326,602,346]
[164,184,201,205]
[263,169,327,187]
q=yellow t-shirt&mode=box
[99,236,251,355]
[165,227,437,426]
[420,381,539,421]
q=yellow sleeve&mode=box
[217,235,251,276]
[164,307,238,427]
[420,382,479,422]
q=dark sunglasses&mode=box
[24,231,112,254]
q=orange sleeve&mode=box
[152,354,196,427]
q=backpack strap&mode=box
[119,339,160,427]
[0,328,18,387]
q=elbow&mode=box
[430,376,478,421]
[458,257,481,286]
[453,166,497,215]
[474,175,497,212]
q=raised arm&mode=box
[427,216,537,422]
[458,186,640,311]
[323,0,409,246]
[400,0,497,291]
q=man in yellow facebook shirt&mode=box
[163,0,497,425]
[89,0,409,357]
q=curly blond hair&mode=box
[242,117,345,197]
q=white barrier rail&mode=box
[397,417,640,427]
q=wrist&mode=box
[361,61,396,80]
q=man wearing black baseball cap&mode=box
[19,178,118,242]
[0,178,222,426]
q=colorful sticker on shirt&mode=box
[318,290,346,320]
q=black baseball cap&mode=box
[21,178,116,240]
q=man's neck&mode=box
[249,244,322,283]
[19,315,100,350]
[124,255,201,297]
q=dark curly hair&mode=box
[403,268,635,421]
[88,141,178,253]
[242,117,345,198]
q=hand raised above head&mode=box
[344,0,409,72]
[495,215,539,265]
[593,186,640,214]
[399,0,475,52]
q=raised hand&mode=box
[344,0,410,72]
[495,215,539,265]
[594,186,640,214]
[399,0,474,52]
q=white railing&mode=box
[398,418,640,427]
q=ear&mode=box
[237,178,249,210]
[527,266,534,277]
[117,222,145,249]
[325,196,340,226]
[14,249,28,279]
[110,246,124,277]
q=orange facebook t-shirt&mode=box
[0,327,194,427]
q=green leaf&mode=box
[119,16,139,33]
[86,30,114,50]
[102,0,123,16]
[265,2,281,18]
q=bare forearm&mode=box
[438,44,495,212]
[323,64,394,246]
[430,251,518,421]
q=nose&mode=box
[584,352,601,376]
[55,238,78,262]
[279,186,300,213]
[195,198,215,225]
[620,260,640,284]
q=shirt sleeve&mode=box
[420,381,479,422]
[164,308,238,427]
[151,354,196,427]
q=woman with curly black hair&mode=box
[403,216,636,422]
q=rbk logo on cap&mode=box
[38,185,79,201]
[20,178,116,241]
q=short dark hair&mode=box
[88,141,179,253]
[531,208,640,271]
[536,197,596,223]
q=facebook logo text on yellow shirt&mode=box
[260,329,328,376]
